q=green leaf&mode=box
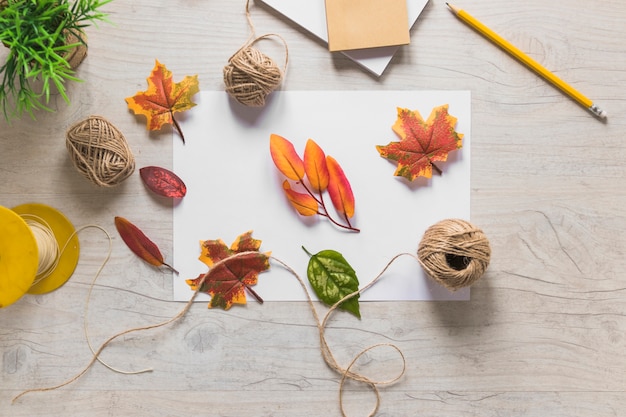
[303,247,361,318]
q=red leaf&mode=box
[376,105,463,181]
[186,231,271,309]
[140,166,187,198]
[114,216,177,273]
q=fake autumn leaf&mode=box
[302,247,361,318]
[303,139,329,193]
[114,216,177,273]
[269,134,305,181]
[376,105,463,181]
[269,134,359,232]
[326,155,355,220]
[283,180,318,216]
[140,166,187,198]
[186,231,271,310]
[125,60,199,143]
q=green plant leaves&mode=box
[0,0,112,120]
[303,247,361,318]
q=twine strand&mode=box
[13,219,490,413]
[13,252,411,416]
[272,254,414,417]
[12,251,249,403]
[81,225,154,376]
[244,0,256,42]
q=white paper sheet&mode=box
[173,90,471,303]
[257,0,429,76]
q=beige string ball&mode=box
[66,115,135,187]
[417,219,491,290]
[223,35,286,107]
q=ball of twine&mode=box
[223,41,284,107]
[417,219,491,290]
[66,115,135,187]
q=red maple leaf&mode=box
[376,105,463,181]
[185,231,271,309]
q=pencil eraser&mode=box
[590,105,607,119]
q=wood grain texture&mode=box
[1,0,625,415]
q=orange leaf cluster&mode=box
[270,134,358,232]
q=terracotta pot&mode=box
[63,30,88,70]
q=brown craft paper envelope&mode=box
[325,0,410,52]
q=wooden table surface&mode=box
[1,1,625,415]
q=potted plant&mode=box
[0,0,111,120]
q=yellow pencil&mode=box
[446,3,607,120]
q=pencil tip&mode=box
[446,3,459,13]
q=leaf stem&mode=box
[171,111,185,143]
[318,211,360,232]
[342,213,358,232]
[296,180,359,233]
[162,262,179,275]
[431,162,442,175]
[297,179,323,206]
[244,284,264,304]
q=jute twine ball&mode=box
[417,219,491,290]
[223,41,284,107]
[66,115,135,187]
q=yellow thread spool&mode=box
[0,203,80,308]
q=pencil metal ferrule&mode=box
[588,104,607,120]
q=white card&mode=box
[173,90,471,303]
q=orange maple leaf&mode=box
[376,105,463,181]
[126,60,199,143]
[185,231,271,310]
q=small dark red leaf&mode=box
[140,166,187,198]
[114,216,178,273]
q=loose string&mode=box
[18,214,154,375]
[273,254,413,417]
[12,251,238,403]
[14,252,414,416]
[81,225,154,376]
[10,221,146,404]
[241,0,288,71]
